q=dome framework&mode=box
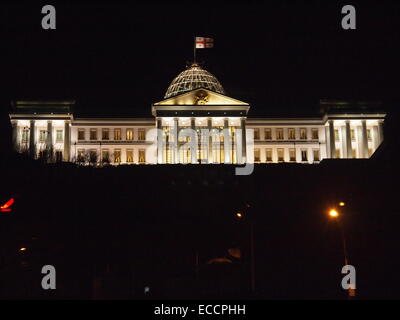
[164,63,225,99]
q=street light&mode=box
[234,205,255,295]
[326,206,354,299]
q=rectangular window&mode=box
[78,129,85,141]
[367,129,372,141]
[139,149,145,163]
[301,149,308,162]
[22,129,29,142]
[368,148,373,157]
[334,129,340,141]
[102,150,110,163]
[289,148,296,162]
[313,149,320,162]
[276,128,284,140]
[300,128,307,140]
[102,129,109,140]
[89,150,98,164]
[351,129,355,141]
[77,149,85,162]
[114,149,121,163]
[277,148,284,162]
[126,129,134,141]
[352,148,357,158]
[288,128,295,140]
[114,129,121,141]
[312,128,319,140]
[55,151,63,162]
[254,128,260,140]
[266,148,272,162]
[335,149,341,158]
[56,130,63,142]
[254,149,260,162]
[264,128,272,140]
[126,149,133,163]
[90,129,97,141]
[138,129,146,141]
[39,130,47,142]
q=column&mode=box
[207,118,212,164]
[173,118,179,164]
[378,120,384,145]
[190,118,197,164]
[223,118,231,164]
[157,118,163,164]
[64,120,71,161]
[46,120,53,161]
[241,117,247,164]
[345,120,352,158]
[325,126,330,158]
[29,120,36,158]
[11,120,18,151]
[328,120,335,158]
[361,120,368,158]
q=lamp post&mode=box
[235,203,255,295]
[327,203,354,299]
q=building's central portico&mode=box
[152,88,250,164]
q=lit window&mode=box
[126,150,133,163]
[39,130,47,142]
[102,129,109,140]
[300,128,307,140]
[254,149,260,162]
[313,149,320,162]
[254,128,260,140]
[368,148,373,157]
[78,129,85,141]
[334,129,340,141]
[276,129,283,140]
[351,129,355,141]
[335,149,341,158]
[114,129,121,141]
[138,129,146,141]
[312,128,319,140]
[22,129,29,142]
[126,129,134,141]
[264,129,272,140]
[114,149,121,163]
[367,129,372,141]
[77,149,85,163]
[352,149,356,158]
[139,149,146,163]
[102,150,110,163]
[56,130,63,142]
[301,149,308,162]
[289,148,296,162]
[277,148,284,162]
[90,129,97,141]
[288,128,295,140]
[89,150,98,164]
[266,148,272,162]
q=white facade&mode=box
[9,64,385,165]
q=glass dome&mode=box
[164,63,225,99]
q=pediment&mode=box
[153,88,249,107]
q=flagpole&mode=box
[193,37,196,63]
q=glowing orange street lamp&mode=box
[235,212,243,219]
[19,247,27,252]
[339,202,346,207]
[329,209,339,218]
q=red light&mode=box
[0,198,14,212]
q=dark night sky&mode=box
[2,1,400,117]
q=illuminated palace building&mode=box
[9,63,385,165]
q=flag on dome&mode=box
[195,37,214,49]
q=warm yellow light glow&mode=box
[19,247,27,252]
[329,209,339,218]
[236,212,243,219]
[339,202,345,207]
